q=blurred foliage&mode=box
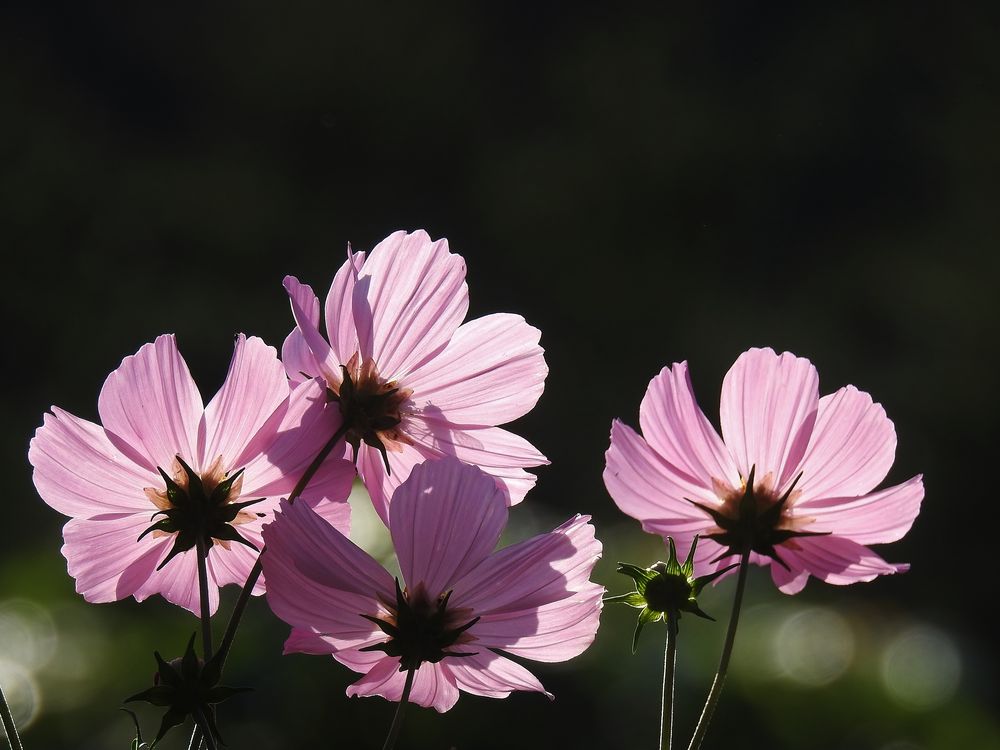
[3,2,999,748]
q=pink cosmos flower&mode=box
[604,347,924,594]
[261,456,603,712]
[282,229,548,522]
[29,333,354,614]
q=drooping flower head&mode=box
[282,229,549,521]
[604,347,924,594]
[261,457,603,712]
[29,334,354,614]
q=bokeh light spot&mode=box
[0,599,57,671]
[880,625,961,709]
[0,662,40,733]
[773,606,855,686]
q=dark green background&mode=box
[3,3,997,749]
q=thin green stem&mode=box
[686,545,752,750]
[381,668,415,750]
[660,613,679,750]
[187,727,203,750]
[0,681,24,750]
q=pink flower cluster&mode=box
[30,230,601,710]
[28,229,923,721]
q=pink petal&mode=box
[282,329,321,388]
[444,651,551,700]
[261,500,394,648]
[406,418,548,470]
[769,558,810,594]
[358,438,540,525]
[792,386,898,501]
[283,275,343,388]
[203,335,289,469]
[62,513,170,603]
[451,515,601,615]
[206,536,266,595]
[719,347,819,490]
[604,420,718,540]
[29,407,159,516]
[402,313,547,425]
[97,334,204,472]
[449,515,603,663]
[794,475,924,545]
[775,535,907,590]
[241,378,353,500]
[324,248,366,364]
[133,545,220,615]
[639,362,740,491]
[355,230,469,380]
[389,458,508,597]
[347,658,460,713]
[469,594,604,663]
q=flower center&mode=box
[329,353,413,471]
[139,455,265,570]
[689,466,827,569]
[360,580,479,672]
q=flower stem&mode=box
[660,612,679,750]
[686,545,751,750]
[185,420,350,750]
[212,419,350,674]
[191,707,218,750]
[0,680,24,750]
[196,536,214,661]
[381,668,415,750]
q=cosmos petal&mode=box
[719,347,819,491]
[403,313,547,424]
[604,420,718,539]
[444,651,551,700]
[203,335,289,469]
[324,249,366,365]
[639,362,740,491]
[30,407,160,516]
[284,275,343,388]
[390,457,508,597]
[97,334,204,472]
[795,475,924,545]
[793,386,898,501]
[354,230,469,380]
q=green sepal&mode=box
[124,685,174,707]
[602,592,646,608]
[615,562,657,593]
[632,607,662,654]
[210,468,245,506]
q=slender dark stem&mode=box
[660,613,679,750]
[185,421,351,750]
[686,545,752,750]
[196,536,214,661]
[191,707,218,750]
[381,668,415,750]
[212,420,350,674]
[0,681,24,750]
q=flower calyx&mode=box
[605,536,735,653]
[329,355,412,474]
[359,578,480,672]
[138,455,264,571]
[687,465,830,569]
[124,633,250,747]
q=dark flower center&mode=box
[688,466,828,569]
[139,455,265,570]
[360,579,479,672]
[329,353,413,473]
